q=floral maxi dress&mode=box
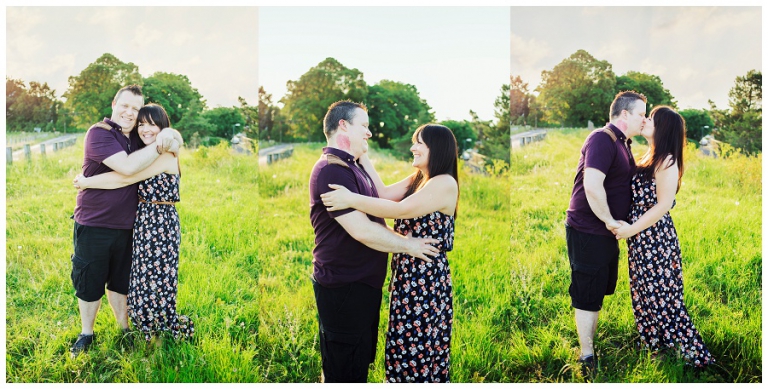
[626,171,713,367]
[127,172,194,340]
[385,211,454,382]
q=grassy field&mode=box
[5,131,760,383]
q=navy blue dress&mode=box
[626,171,713,367]
[385,211,454,382]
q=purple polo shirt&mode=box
[74,118,142,230]
[566,123,636,237]
[309,147,388,289]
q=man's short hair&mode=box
[609,90,647,119]
[323,100,367,138]
[113,84,143,103]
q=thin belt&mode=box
[139,197,178,205]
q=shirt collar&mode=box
[606,123,631,145]
[323,147,357,164]
[103,118,121,132]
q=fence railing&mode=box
[511,129,547,150]
[258,144,294,165]
[6,135,78,165]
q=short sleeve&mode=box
[584,132,616,175]
[316,164,361,219]
[85,128,126,164]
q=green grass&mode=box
[6,131,760,382]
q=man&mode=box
[308,100,439,383]
[70,85,181,356]
[565,91,647,375]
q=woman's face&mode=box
[137,119,162,145]
[410,132,430,171]
[641,114,656,141]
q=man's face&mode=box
[625,100,647,137]
[111,91,144,134]
[343,108,372,158]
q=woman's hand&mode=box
[73,174,88,191]
[613,220,635,240]
[320,184,356,211]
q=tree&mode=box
[6,78,61,132]
[176,99,214,140]
[710,70,762,155]
[238,96,259,142]
[258,86,278,140]
[63,53,142,128]
[616,71,676,109]
[202,106,245,139]
[679,109,714,141]
[142,72,206,125]
[280,58,368,141]
[509,76,529,126]
[537,49,616,127]
[365,80,434,149]
[476,84,512,166]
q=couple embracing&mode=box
[309,101,459,383]
[70,85,193,355]
[566,91,714,376]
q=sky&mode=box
[6,7,259,109]
[510,7,762,111]
[259,7,510,123]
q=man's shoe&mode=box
[578,354,597,379]
[70,333,95,357]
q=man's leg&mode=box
[106,290,129,330]
[107,228,133,331]
[574,308,599,357]
[78,298,101,335]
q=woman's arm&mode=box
[358,152,414,201]
[614,157,679,239]
[75,153,177,190]
[321,174,458,219]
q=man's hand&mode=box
[605,219,621,234]
[156,128,184,154]
[404,236,440,262]
[613,220,635,240]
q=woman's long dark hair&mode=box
[403,124,460,217]
[636,105,686,193]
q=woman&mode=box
[321,124,459,382]
[613,106,713,367]
[74,103,194,342]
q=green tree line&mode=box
[6,53,258,149]
[258,57,510,164]
[512,49,761,155]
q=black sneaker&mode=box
[578,354,597,379]
[70,333,95,357]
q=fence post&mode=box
[24,144,31,161]
[40,143,46,156]
[6,147,12,165]
[53,142,59,152]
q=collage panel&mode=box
[5,6,261,382]
[509,6,761,383]
[256,6,511,383]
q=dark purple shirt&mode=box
[309,147,388,289]
[74,118,142,230]
[566,123,636,237]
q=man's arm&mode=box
[335,211,439,261]
[583,168,620,231]
[102,144,161,176]
[101,128,183,175]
